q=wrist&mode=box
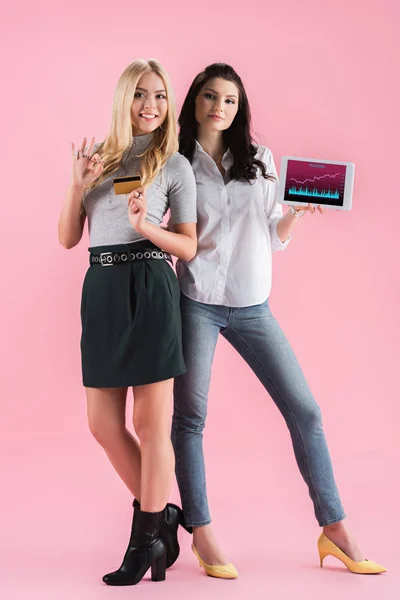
[70,181,87,193]
[136,218,150,236]
[290,205,306,219]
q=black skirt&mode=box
[80,241,186,388]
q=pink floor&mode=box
[2,445,397,600]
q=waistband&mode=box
[88,241,172,267]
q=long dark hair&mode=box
[179,63,274,182]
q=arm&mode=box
[277,203,325,241]
[262,148,324,244]
[128,190,197,261]
[272,201,325,245]
[58,184,86,249]
[261,148,323,247]
[276,206,300,243]
[128,154,198,261]
[58,137,103,249]
[135,221,197,261]
[261,148,292,251]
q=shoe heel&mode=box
[319,551,328,567]
[151,554,166,582]
[177,507,193,534]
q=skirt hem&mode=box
[83,366,187,389]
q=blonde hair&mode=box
[90,59,178,190]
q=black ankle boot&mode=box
[133,499,193,568]
[102,506,166,586]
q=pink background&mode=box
[2,0,399,598]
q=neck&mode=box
[197,128,225,161]
[132,130,154,138]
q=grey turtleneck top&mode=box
[83,133,197,247]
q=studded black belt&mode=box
[90,248,172,267]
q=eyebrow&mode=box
[203,87,238,98]
[136,87,167,93]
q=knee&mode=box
[300,400,323,429]
[172,409,207,434]
[132,416,148,443]
[173,383,208,432]
[133,415,168,444]
[87,415,124,448]
[173,357,212,428]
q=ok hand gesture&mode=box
[71,137,104,189]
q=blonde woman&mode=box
[58,59,197,586]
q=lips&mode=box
[139,114,158,120]
[208,114,223,120]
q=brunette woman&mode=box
[172,63,386,578]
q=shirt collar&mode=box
[194,140,233,169]
[132,132,155,153]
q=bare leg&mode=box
[86,386,142,499]
[323,520,364,561]
[133,379,175,513]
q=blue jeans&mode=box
[171,294,346,528]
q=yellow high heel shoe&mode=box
[192,544,238,579]
[318,533,387,574]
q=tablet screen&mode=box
[284,160,347,207]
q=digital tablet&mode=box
[278,157,355,210]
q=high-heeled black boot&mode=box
[133,499,193,568]
[102,506,166,586]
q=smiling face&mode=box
[131,71,168,136]
[195,77,239,134]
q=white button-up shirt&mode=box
[176,141,290,307]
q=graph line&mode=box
[289,172,342,186]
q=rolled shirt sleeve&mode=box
[260,146,291,252]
